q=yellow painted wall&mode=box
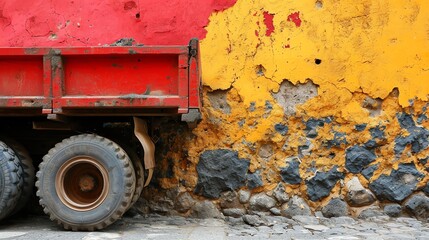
[159,0,429,208]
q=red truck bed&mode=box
[0,39,201,117]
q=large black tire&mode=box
[36,134,136,231]
[1,138,35,216]
[124,147,144,210]
[0,141,24,220]
[99,135,145,212]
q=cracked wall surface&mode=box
[183,0,429,217]
[1,0,429,218]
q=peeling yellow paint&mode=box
[201,0,429,108]
[161,0,429,209]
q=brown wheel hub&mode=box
[55,156,109,211]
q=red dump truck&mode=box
[0,39,202,230]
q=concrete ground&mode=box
[0,214,428,240]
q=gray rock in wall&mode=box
[348,191,375,207]
[423,182,429,196]
[419,157,429,172]
[280,157,302,185]
[147,196,174,214]
[361,164,379,180]
[369,163,424,202]
[247,170,263,189]
[191,200,223,219]
[395,127,429,155]
[358,207,385,219]
[417,113,428,124]
[345,145,376,173]
[404,193,429,220]
[369,125,386,140]
[280,196,311,217]
[325,131,348,149]
[355,124,367,132]
[274,124,288,136]
[258,144,273,158]
[242,214,265,226]
[273,183,289,204]
[366,125,387,148]
[364,140,377,149]
[362,97,382,117]
[223,208,246,217]
[265,100,273,112]
[298,140,314,157]
[384,204,402,217]
[270,207,281,216]
[195,149,250,198]
[249,102,256,112]
[394,113,429,155]
[220,191,241,209]
[322,198,348,218]
[207,90,231,114]
[346,177,376,207]
[397,112,417,130]
[249,193,277,211]
[175,192,196,213]
[304,117,331,138]
[272,80,318,116]
[306,166,344,201]
[238,189,251,203]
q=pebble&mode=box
[292,215,320,225]
[238,190,251,203]
[242,214,264,227]
[304,224,330,231]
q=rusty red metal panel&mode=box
[53,97,188,109]
[0,55,51,111]
[0,56,44,96]
[188,39,202,109]
[178,54,189,111]
[0,46,188,56]
[43,55,53,112]
[0,40,201,117]
[62,55,180,96]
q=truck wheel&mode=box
[125,148,144,209]
[36,134,136,231]
[0,141,23,221]
[1,138,35,216]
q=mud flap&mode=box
[133,117,155,187]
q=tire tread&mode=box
[0,141,24,220]
[36,134,135,231]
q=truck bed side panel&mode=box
[0,43,201,116]
[63,55,179,96]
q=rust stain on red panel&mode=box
[123,1,137,10]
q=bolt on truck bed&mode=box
[0,39,201,120]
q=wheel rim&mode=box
[55,156,109,211]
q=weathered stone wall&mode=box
[1,0,428,219]
[140,0,429,219]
